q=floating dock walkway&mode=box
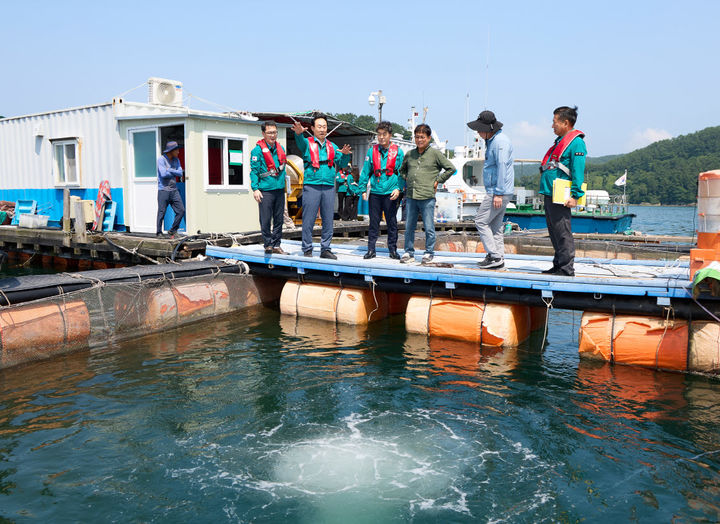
[207,240,718,320]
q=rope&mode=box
[479,289,487,347]
[19,253,37,267]
[0,288,11,307]
[103,234,160,265]
[61,271,106,288]
[540,293,553,352]
[610,305,616,364]
[425,284,436,334]
[654,306,673,369]
[115,81,148,99]
[683,288,720,323]
[333,280,344,324]
[367,280,380,322]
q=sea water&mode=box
[0,205,718,522]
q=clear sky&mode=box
[1,0,718,158]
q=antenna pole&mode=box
[484,29,490,108]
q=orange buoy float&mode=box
[280,281,388,324]
[688,321,720,373]
[0,301,90,366]
[578,312,688,371]
[405,295,530,347]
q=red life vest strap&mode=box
[257,139,286,174]
[372,144,399,177]
[541,129,584,171]
[308,136,335,169]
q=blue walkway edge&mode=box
[205,243,692,300]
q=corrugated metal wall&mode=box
[0,104,121,190]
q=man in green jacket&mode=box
[398,124,456,264]
[292,115,351,259]
[250,121,288,254]
[355,121,405,259]
[539,105,587,276]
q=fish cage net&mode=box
[0,272,284,369]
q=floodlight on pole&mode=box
[368,90,385,122]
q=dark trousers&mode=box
[345,195,358,220]
[544,195,575,274]
[337,191,348,220]
[301,184,335,253]
[368,193,398,252]
[259,189,285,248]
[157,189,185,234]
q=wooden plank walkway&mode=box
[206,240,716,320]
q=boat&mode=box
[439,145,635,233]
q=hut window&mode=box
[52,139,80,186]
[206,135,247,189]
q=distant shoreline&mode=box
[632,203,696,207]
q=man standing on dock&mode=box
[356,121,405,260]
[539,106,586,276]
[398,124,456,264]
[250,121,288,255]
[156,141,185,238]
[292,115,352,259]
[467,111,514,269]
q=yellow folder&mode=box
[552,178,587,206]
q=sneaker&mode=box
[421,253,434,264]
[272,247,288,255]
[303,251,313,257]
[477,255,504,269]
[265,247,274,254]
[400,252,414,264]
[320,250,337,260]
[363,250,376,260]
[388,250,400,260]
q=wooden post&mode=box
[62,188,71,247]
[73,199,87,243]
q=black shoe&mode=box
[320,250,337,260]
[363,251,376,260]
[541,266,559,274]
[265,247,273,254]
[303,251,313,257]
[477,255,504,269]
[388,250,400,260]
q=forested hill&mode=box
[518,126,720,204]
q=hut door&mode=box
[128,127,159,233]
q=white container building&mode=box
[0,79,374,234]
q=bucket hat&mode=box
[467,111,503,133]
[163,141,179,153]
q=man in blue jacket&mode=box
[467,111,514,269]
[250,121,288,254]
[355,121,405,259]
[156,140,185,238]
[291,115,351,259]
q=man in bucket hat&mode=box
[467,110,515,269]
[156,140,185,238]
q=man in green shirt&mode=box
[398,124,456,264]
[539,105,587,276]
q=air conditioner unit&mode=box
[148,77,183,107]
